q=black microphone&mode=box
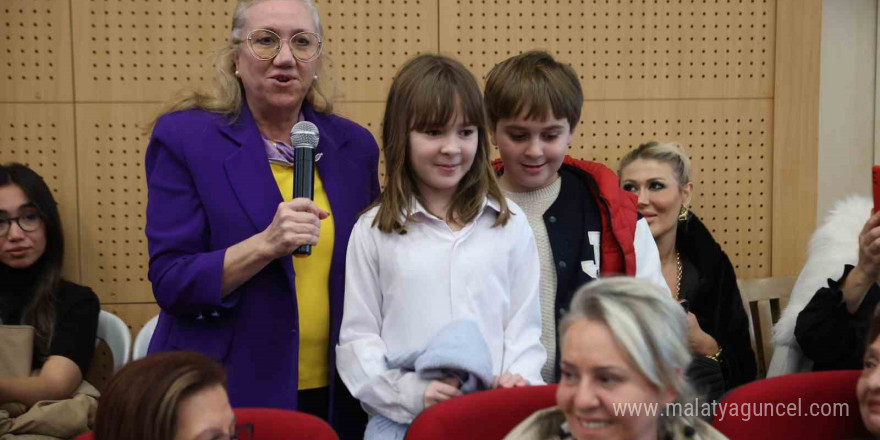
[290,120,320,256]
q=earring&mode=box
[234,70,240,77]
[313,75,318,81]
[678,205,689,222]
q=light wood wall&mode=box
[0,0,820,334]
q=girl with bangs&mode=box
[337,54,546,432]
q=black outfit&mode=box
[677,214,757,396]
[546,167,606,316]
[0,265,100,375]
[795,265,880,371]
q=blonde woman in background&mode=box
[618,142,755,400]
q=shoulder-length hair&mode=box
[373,53,510,234]
[560,277,697,439]
[0,163,63,361]
[94,352,228,440]
[147,0,333,131]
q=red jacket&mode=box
[493,156,638,276]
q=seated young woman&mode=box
[0,162,100,406]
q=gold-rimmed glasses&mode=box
[245,29,322,62]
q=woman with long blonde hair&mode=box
[618,142,756,399]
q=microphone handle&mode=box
[293,146,315,256]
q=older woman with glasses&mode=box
[143,1,378,437]
[0,163,100,407]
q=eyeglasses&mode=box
[246,29,322,62]
[0,210,42,237]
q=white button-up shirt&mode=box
[336,197,546,424]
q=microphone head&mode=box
[290,121,320,149]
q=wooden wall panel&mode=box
[772,0,821,276]
[0,1,74,102]
[70,0,438,103]
[336,102,385,180]
[321,0,439,101]
[440,0,775,99]
[0,104,80,282]
[76,103,159,304]
[71,0,233,102]
[0,0,825,333]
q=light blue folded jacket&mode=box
[364,319,494,440]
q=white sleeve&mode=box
[633,218,672,296]
[335,218,429,424]
[500,217,547,385]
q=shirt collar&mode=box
[407,195,501,221]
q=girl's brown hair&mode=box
[373,53,510,233]
[94,352,227,440]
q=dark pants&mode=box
[297,374,367,440]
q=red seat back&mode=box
[713,370,871,439]
[405,385,557,440]
[233,408,339,440]
[74,407,338,440]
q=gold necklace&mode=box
[675,250,683,299]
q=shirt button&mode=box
[558,261,567,269]
[548,216,557,223]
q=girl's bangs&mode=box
[407,70,484,131]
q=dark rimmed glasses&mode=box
[246,29,322,62]
[0,208,42,237]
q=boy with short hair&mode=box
[485,51,667,383]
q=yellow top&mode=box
[270,163,333,390]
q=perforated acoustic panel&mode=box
[321,0,437,101]
[72,0,437,103]
[0,104,80,282]
[441,0,774,99]
[0,0,787,325]
[579,99,773,278]
[0,1,74,101]
[336,102,386,178]
[76,104,159,304]
[71,0,233,102]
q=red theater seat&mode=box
[74,407,338,440]
[405,385,557,440]
[713,370,871,439]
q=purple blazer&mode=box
[144,102,380,412]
